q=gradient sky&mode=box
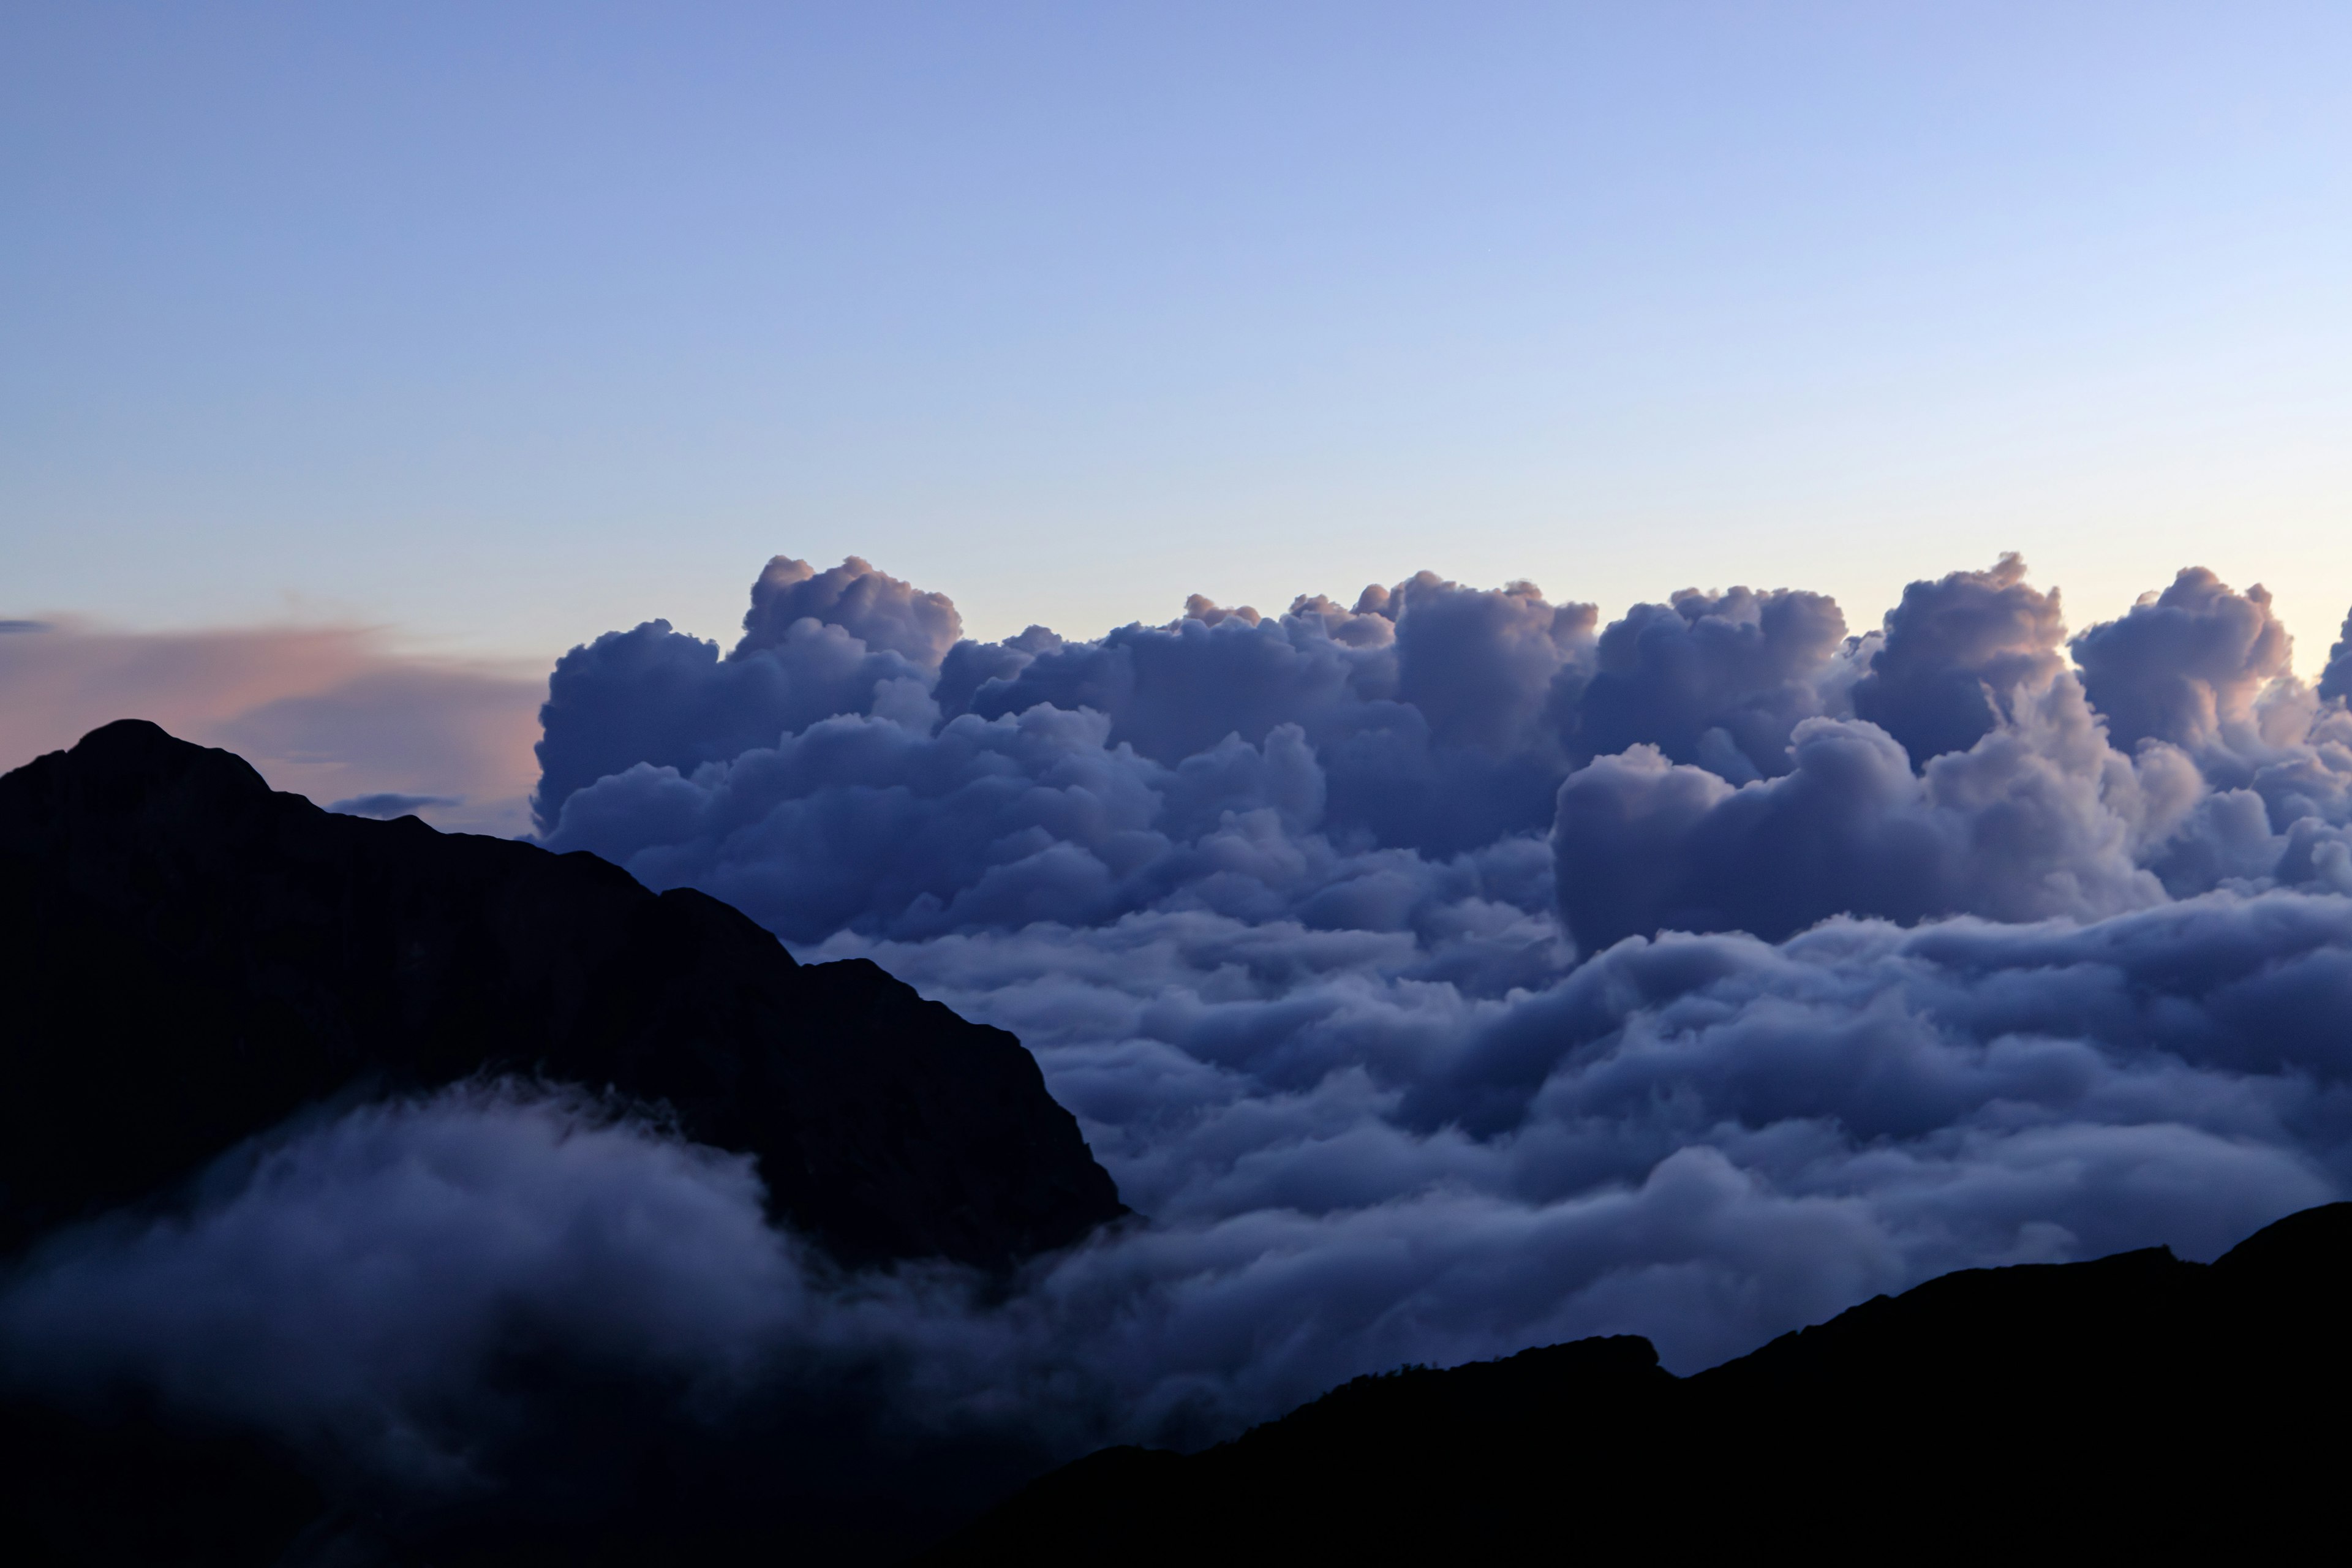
[6,2,2350,667]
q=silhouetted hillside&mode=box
[0,720,1123,1268]
[930,1201,2352,1561]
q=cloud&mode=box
[2320,604,2352,706]
[2070,567,2294,755]
[0,619,543,837]
[518,553,2352,1392]
[1551,671,2180,949]
[741,554,964,669]
[15,878,2343,1522]
[531,617,935,836]
[1849,552,2068,766]
[328,792,465,818]
[13,548,2352,1541]
[1572,586,1853,783]
[0,1085,795,1497]
[541,555,2343,957]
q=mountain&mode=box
[0,719,1124,1268]
[928,1200,2352,1561]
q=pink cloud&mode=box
[0,620,544,837]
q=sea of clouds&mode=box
[9,550,2352,1526]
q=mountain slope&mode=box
[0,719,1124,1268]
[930,1200,2352,1560]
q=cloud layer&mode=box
[529,553,2352,1371]
[10,549,2352,1538]
[537,553,2352,951]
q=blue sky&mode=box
[6,1,2350,665]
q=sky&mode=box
[6,1,2351,671]
[12,9,2352,1542]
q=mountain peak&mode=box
[0,722,1125,1267]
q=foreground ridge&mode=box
[930,1201,2352,1560]
[0,719,1124,1269]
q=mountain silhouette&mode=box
[0,719,1123,1269]
[6,722,2343,1563]
[930,1200,2352,1561]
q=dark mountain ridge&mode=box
[0,720,1123,1268]
[932,1200,2352,1560]
[6,721,2343,1562]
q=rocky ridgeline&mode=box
[0,720,1125,1269]
[933,1202,2352,1560]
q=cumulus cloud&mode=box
[529,556,963,832]
[1552,669,2184,949]
[2323,606,2352,706]
[740,554,964,668]
[522,544,2352,988]
[537,552,2343,956]
[1572,586,1852,782]
[2071,567,2294,755]
[15,548,2352,1539]
[509,551,2352,1408]
[0,619,543,837]
[1849,552,2068,766]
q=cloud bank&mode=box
[9,549,2352,1540]
[527,551,2352,1366]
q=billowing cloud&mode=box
[540,554,2352,956]
[12,548,2352,1542]
[741,554,964,669]
[2321,605,2352,707]
[520,554,2352,1373]
[529,556,958,832]
[1572,586,1852,783]
[1551,668,2183,949]
[2070,567,2294,755]
[1849,552,2067,766]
